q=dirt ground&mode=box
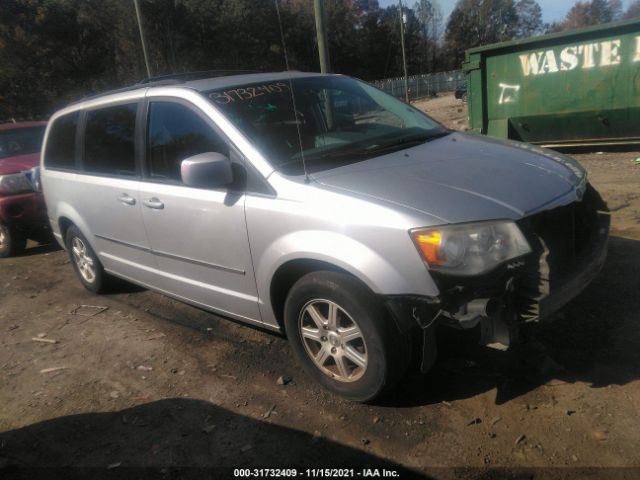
[1,95,639,479]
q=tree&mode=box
[514,0,544,38]
[0,0,139,119]
[559,0,623,30]
[444,0,519,67]
[589,0,622,22]
[0,0,451,120]
[415,0,443,41]
[623,0,640,18]
[414,0,443,71]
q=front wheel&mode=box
[284,271,411,402]
[0,223,26,258]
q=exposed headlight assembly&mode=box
[29,167,42,192]
[0,172,34,195]
[410,220,531,276]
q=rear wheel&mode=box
[65,225,109,293]
[284,271,411,402]
[0,223,26,258]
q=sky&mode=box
[378,0,634,24]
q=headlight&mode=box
[410,220,531,276]
[0,172,34,195]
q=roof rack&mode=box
[69,69,262,106]
[68,81,170,106]
[137,69,262,84]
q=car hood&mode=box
[312,132,586,224]
[0,153,39,175]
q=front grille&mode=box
[515,184,605,321]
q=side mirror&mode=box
[180,152,233,189]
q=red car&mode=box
[0,121,49,257]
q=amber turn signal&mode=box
[411,230,443,265]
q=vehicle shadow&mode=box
[384,235,640,407]
[105,277,147,294]
[17,241,61,257]
[0,398,428,479]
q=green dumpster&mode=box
[463,18,640,147]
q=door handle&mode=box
[143,197,164,210]
[117,194,136,206]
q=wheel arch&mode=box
[54,202,94,251]
[58,216,74,245]
[270,258,361,334]
[258,229,436,331]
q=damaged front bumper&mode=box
[385,184,610,371]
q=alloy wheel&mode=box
[298,299,368,382]
[71,237,96,283]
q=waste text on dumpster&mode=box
[519,35,640,76]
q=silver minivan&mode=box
[41,72,609,401]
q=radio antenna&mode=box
[274,0,310,182]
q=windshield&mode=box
[0,126,46,160]
[205,76,448,175]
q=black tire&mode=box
[284,271,411,402]
[0,223,26,258]
[65,225,109,293]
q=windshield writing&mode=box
[206,76,446,175]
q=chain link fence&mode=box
[370,69,465,101]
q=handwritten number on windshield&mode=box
[210,82,290,105]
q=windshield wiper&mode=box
[364,130,450,155]
[286,130,451,167]
[293,144,379,164]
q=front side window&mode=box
[146,102,229,183]
[44,113,78,169]
[205,76,447,175]
[84,104,137,176]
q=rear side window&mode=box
[84,104,137,176]
[44,112,78,169]
[147,102,229,183]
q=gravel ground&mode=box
[1,95,639,479]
